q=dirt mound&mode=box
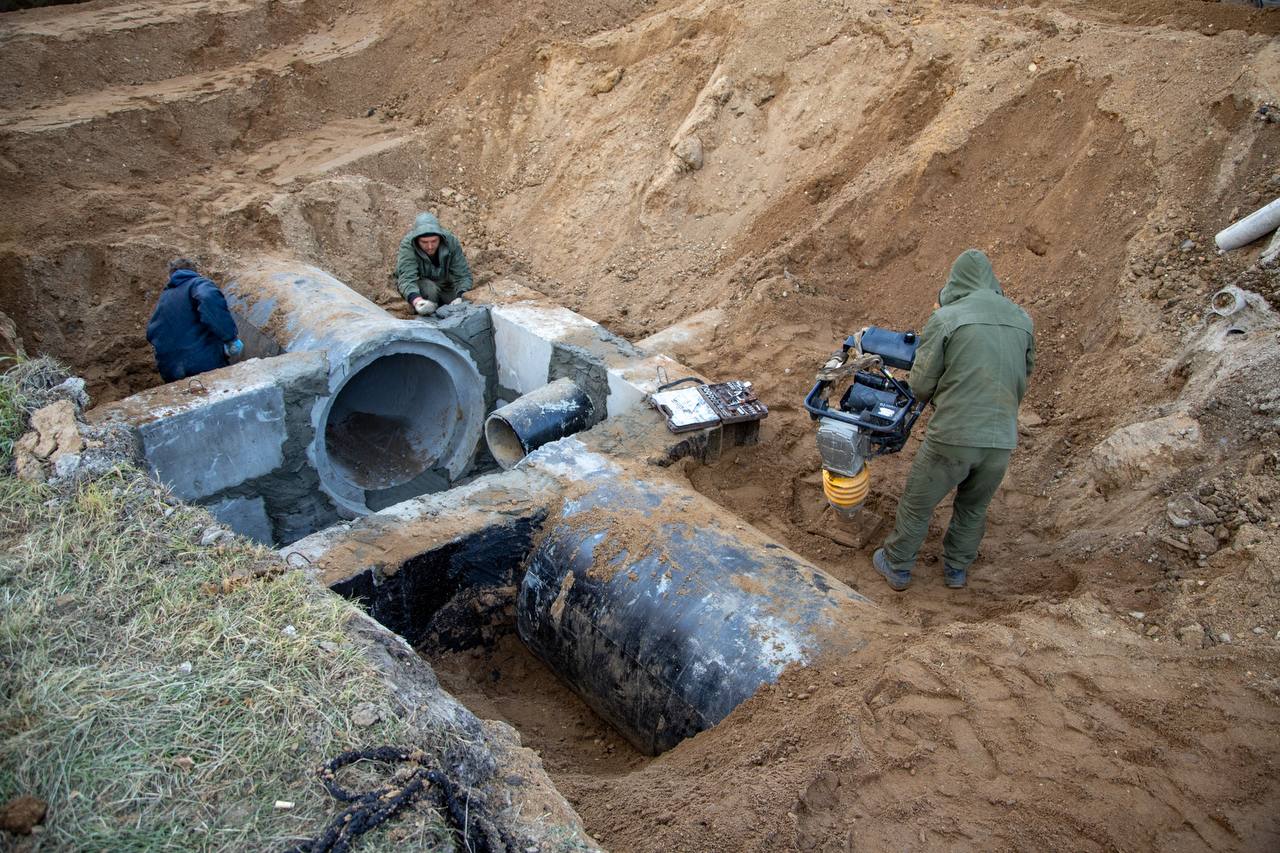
[574,593,1279,851]
[2,0,1278,849]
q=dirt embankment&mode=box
[2,0,1279,850]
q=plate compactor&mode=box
[803,327,925,517]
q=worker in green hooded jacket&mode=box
[394,212,474,316]
[872,249,1035,591]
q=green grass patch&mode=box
[0,365,28,468]
[0,469,456,851]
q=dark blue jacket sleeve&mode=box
[191,280,239,343]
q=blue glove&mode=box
[224,338,244,358]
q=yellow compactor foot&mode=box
[823,466,870,511]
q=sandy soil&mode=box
[2,0,1279,850]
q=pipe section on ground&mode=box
[485,378,594,470]
[517,438,892,755]
[1215,197,1280,251]
[1210,286,1248,318]
[224,259,485,516]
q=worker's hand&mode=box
[412,297,438,316]
[224,338,244,358]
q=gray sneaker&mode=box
[944,563,967,589]
[872,548,911,592]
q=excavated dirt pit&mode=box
[428,631,649,779]
[4,0,1280,849]
[342,562,652,778]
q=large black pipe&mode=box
[484,378,594,470]
[517,439,890,755]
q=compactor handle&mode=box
[803,371,921,435]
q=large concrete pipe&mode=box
[224,260,485,516]
[484,378,594,470]
[517,438,894,755]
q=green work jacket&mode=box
[394,212,473,303]
[908,250,1035,450]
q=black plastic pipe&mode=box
[484,378,594,470]
[516,440,889,755]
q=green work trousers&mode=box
[882,439,1011,572]
[417,278,464,306]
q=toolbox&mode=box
[649,380,768,433]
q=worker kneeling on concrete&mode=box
[394,211,473,317]
[146,258,243,383]
[872,249,1034,591]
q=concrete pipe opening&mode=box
[484,418,526,470]
[322,353,459,492]
[224,260,486,518]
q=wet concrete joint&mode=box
[89,352,332,541]
[549,342,610,427]
[493,383,521,407]
[491,303,600,394]
[224,261,486,515]
[223,359,340,543]
[490,301,701,420]
[433,303,499,408]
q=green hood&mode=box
[409,212,446,259]
[939,249,1003,306]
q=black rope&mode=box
[655,375,703,392]
[287,747,519,853]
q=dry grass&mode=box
[0,362,35,467]
[0,468,456,851]
[0,356,73,468]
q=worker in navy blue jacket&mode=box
[146,258,243,383]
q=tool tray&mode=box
[650,380,769,433]
[699,380,767,424]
